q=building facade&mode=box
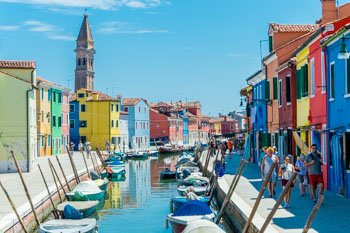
[119,111,129,152]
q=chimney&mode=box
[321,0,337,24]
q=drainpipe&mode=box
[26,69,36,172]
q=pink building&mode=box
[61,89,70,153]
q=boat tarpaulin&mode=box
[172,200,212,217]
[292,131,309,155]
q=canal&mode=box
[96,154,233,233]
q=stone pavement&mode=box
[221,152,350,233]
[0,151,99,232]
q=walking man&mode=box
[304,144,324,203]
[227,138,233,158]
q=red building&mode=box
[169,116,184,145]
[221,116,237,135]
[150,109,169,142]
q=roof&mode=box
[0,60,36,69]
[77,14,93,43]
[269,23,319,34]
[181,101,201,108]
[70,90,116,102]
[122,98,142,106]
[246,70,262,82]
[37,76,70,91]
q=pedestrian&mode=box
[105,141,110,153]
[272,146,279,159]
[70,141,75,151]
[259,146,268,166]
[261,147,279,198]
[279,156,295,208]
[227,138,233,158]
[78,141,83,152]
[86,142,91,158]
[295,154,308,196]
[220,141,227,156]
[304,144,324,203]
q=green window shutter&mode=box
[273,77,278,100]
[296,69,300,99]
[300,66,305,98]
[265,81,270,100]
[304,64,309,97]
[269,35,273,52]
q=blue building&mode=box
[122,98,150,150]
[324,27,350,198]
[69,100,80,150]
[246,69,268,163]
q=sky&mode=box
[0,0,349,116]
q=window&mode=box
[48,135,51,147]
[139,107,141,112]
[80,104,86,112]
[136,122,138,129]
[78,58,81,66]
[67,114,69,124]
[330,62,335,99]
[53,91,56,102]
[41,88,44,100]
[47,112,50,123]
[53,116,56,127]
[124,107,128,112]
[78,93,85,98]
[144,107,146,113]
[278,79,282,106]
[321,51,326,93]
[310,58,315,97]
[269,35,273,52]
[273,77,278,100]
[265,80,270,100]
[111,120,114,128]
[116,104,119,112]
[58,92,62,103]
[347,59,350,94]
[70,120,75,128]
[116,120,119,128]
[111,104,114,111]
[296,65,309,99]
[48,89,51,101]
[80,136,87,143]
[41,136,44,147]
[80,121,87,128]
[58,116,62,127]
[70,104,75,112]
[83,58,86,66]
[41,111,44,122]
[286,75,291,103]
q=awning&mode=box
[292,131,309,155]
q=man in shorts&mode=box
[304,144,324,203]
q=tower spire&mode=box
[74,14,96,92]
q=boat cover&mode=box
[172,200,212,217]
[73,181,101,193]
[74,191,89,201]
[63,205,83,220]
[90,170,99,180]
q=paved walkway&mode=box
[0,151,100,232]
[218,152,350,233]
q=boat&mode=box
[105,159,125,167]
[159,145,183,154]
[67,181,105,201]
[39,218,97,233]
[183,219,225,233]
[160,167,176,179]
[148,150,159,157]
[94,178,109,191]
[57,201,99,218]
[177,176,209,196]
[166,200,215,233]
[176,167,201,180]
[170,196,210,213]
[101,165,126,179]
[176,159,197,169]
[125,151,149,159]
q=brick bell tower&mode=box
[74,14,96,91]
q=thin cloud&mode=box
[24,20,59,32]
[47,34,75,41]
[98,21,169,34]
[0,0,169,10]
[0,25,20,31]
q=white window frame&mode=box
[321,51,326,93]
[310,58,315,98]
[329,61,335,101]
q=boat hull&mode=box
[160,172,176,179]
[39,218,97,233]
[57,201,99,218]
[67,191,105,201]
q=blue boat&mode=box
[170,196,210,212]
[101,166,126,179]
[57,201,99,218]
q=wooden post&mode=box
[205,150,223,195]
[38,164,60,219]
[80,151,91,179]
[67,146,80,184]
[96,148,107,168]
[302,195,324,233]
[203,148,214,176]
[216,159,247,224]
[93,153,102,178]
[11,151,40,226]
[56,156,71,191]
[48,159,68,198]
[90,152,100,178]
[260,172,298,233]
[208,152,228,201]
[153,138,159,152]
[242,162,276,233]
[49,162,62,203]
[0,181,29,233]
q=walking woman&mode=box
[279,156,295,208]
[261,147,279,198]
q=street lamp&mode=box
[338,36,350,59]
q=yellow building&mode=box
[70,89,120,150]
[210,118,222,136]
[295,47,311,146]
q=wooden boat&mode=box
[170,196,210,213]
[160,168,176,179]
[159,145,183,154]
[166,200,215,233]
[57,201,99,218]
[183,219,225,233]
[67,181,105,201]
[39,218,97,233]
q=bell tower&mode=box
[74,14,96,91]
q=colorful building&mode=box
[69,89,120,150]
[62,89,70,153]
[119,111,129,152]
[0,61,37,173]
[150,109,170,142]
[169,116,184,145]
[122,98,150,150]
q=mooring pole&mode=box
[302,195,324,233]
[11,151,40,226]
[67,146,80,184]
[56,156,71,191]
[48,159,68,198]
[90,152,101,178]
[207,151,227,197]
[206,150,225,196]
[49,162,62,203]
[96,148,107,168]
[260,172,298,233]
[80,151,91,179]
[38,164,59,219]
[0,181,29,233]
[216,159,247,224]
[242,162,276,233]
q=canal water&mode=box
[96,154,233,233]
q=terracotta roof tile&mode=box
[122,98,142,106]
[0,60,36,69]
[269,23,319,33]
